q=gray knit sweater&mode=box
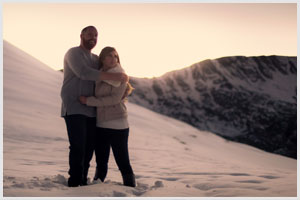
[60,46,101,117]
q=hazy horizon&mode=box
[4,39,297,79]
[3,3,297,78]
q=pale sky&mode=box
[2,3,297,78]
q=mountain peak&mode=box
[129,55,297,158]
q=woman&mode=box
[79,47,135,187]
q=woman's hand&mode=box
[79,96,87,104]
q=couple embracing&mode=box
[60,26,135,188]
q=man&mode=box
[60,26,128,187]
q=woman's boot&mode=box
[94,167,107,182]
[122,173,136,187]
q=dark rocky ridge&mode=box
[128,56,297,159]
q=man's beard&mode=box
[82,38,97,50]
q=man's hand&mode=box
[79,96,87,104]
[100,72,129,83]
[120,73,129,82]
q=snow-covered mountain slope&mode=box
[129,56,297,158]
[3,40,297,197]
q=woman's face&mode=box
[103,51,119,68]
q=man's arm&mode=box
[100,72,129,83]
[65,48,128,82]
[84,83,127,107]
[65,48,101,81]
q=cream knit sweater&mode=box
[86,64,129,128]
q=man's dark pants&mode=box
[64,114,96,186]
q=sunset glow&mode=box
[3,3,297,78]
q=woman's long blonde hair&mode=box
[122,82,134,100]
[99,46,134,99]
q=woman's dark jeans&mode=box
[95,127,134,181]
[64,114,96,186]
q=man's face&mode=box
[81,28,98,50]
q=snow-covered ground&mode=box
[2,40,298,198]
